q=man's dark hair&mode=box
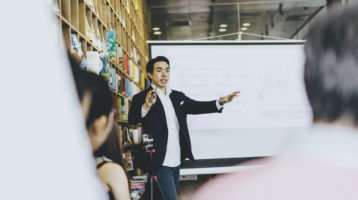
[68,53,113,128]
[146,56,170,81]
[304,4,358,124]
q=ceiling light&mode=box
[219,28,227,32]
[219,24,228,28]
[153,31,162,35]
[152,27,160,31]
[241,27,248,31]
[243,23,250,27]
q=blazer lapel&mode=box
[149,87,168,134]
[169,92,184,128]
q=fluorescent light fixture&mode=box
[241,27,248,31]
[153,31,162,35]
[219,24,228,28]
[218,28,227,32]
[152,27,160,31]
[243,23,250,27]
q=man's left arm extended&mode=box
[182,91,239,115]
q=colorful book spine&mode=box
[117,97,121,119]
[126,78,130,97]
[107,30,117,61]
[122,75,126,96]
[124,54,129,74]
[113,96,118,120]
[120,98,126,120]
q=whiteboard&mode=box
[149,41,312,160]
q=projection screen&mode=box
[149,41,312,161]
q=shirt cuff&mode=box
[216,100,223,110]
[141,106,149,118]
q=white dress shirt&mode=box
[142,85,223,167]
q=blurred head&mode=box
[69,54,114,151]
[146,56,170,90]
[94,122,124,166]
[304,4,358,126]
[94,122,129,188]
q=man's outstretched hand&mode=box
[219,91,240,105]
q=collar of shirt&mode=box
[151,84,172,97]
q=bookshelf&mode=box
[52,0,149,198]
[53,0,148,120]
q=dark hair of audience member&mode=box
[304,4,358,124]
[94,122,130,187]
[68,53,113,128]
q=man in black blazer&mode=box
[128,56,239,200]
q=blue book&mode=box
[126,78,130,97]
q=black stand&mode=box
[141,134,165,200]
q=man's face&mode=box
[148,61,170,89]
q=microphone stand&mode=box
[142,134,165,200]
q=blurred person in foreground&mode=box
[70,55,131,199]
[195,4,358,200]
[70,54,114,151]
[95,122,131,200]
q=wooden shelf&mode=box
[112,90,132,101]
[117,119,128,123]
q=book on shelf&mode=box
[121,75,126,96]
[130,128,141,144]
[131,175,148,182]
[140,73,145,88]
[86,51,103,75]
[124,53,129,74]
[123,98,129,120]
[134,65,140,82]
[130,183,145,190]
[123,152,134,171]
[122,11,126,27]
[107,30,117,62]
[126,0,130,14]
[132,48,139,64]
[85,16,96,44]
[117,46,123,66]
[113,96,119,120]
[117,97,121,119]
[97,33,106,52]
[70,34,88,69]
[109,67,115,90]
[116,73,121,91]
[121,126,131,146]
[126,78,131,97]
[128,59,134,79]
[106,6,112,29]
[120,97,126,120]
[134,0,139,10]
[132,31,136,42]
[85,0,98,15]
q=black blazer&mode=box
[128,86,222,172]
